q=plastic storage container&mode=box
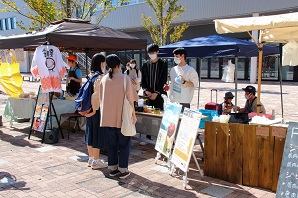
[199,109,218,129]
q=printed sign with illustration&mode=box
[155,103,182,158]
[32,87,50,132]
[171,109,202,172]
[276,122,298,197]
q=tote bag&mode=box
[121,76,136,136]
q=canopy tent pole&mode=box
[197,58,202,109]
[235,57,238,108]
[278,43,284,122]
[248,31,263,115]
[257,43,263,115]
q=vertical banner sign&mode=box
[32,88,50,132]
[171,109,202,172]
[155,103,182,158]
[276,122,298,197]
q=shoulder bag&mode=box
[121,76,136,136]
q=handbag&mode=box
[121,76,136,136]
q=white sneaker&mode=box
[139,142,147,146]
[87,158,93,167]
[91,159,108,170]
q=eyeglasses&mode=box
[227,97,233,99]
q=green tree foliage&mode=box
[142,0,188,46]
[0,0,128,31]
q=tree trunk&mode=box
[66,0,71,18]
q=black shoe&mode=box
[109,169,121,177]
[119,171,130,179]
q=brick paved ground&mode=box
[1,79,295,197]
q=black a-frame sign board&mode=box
[28,86,64,143]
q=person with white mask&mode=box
[125,59,142,93]
[235,85,266,114]
[169,47,199,111]
[141,43,168,144]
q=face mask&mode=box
[130,64,136,68]
[245,93,251,100]
[148,54,157,60]
[174,57,181,65]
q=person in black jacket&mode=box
[142,44,168,110]
[141,44,168,144]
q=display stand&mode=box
[154,103,182,170]
[170,108,203,189]
[28,86,64,143]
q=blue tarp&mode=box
[159,34,279,58]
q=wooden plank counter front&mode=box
[204,121,287,191]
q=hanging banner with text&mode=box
[155,103,182,158]
[276,122,298,197]
[171,109,202,172]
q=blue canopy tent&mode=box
[159,34,279,58]
[159,34,279,110]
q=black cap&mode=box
[242,85,256,93]
[225,92,234,99]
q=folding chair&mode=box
[60,113,84,139]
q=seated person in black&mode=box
[218,91,235,115]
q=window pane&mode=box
[5,18,11,30]
[201,58,208,78]
[11,17,16,29]
[210,58,219,78]
[2,19,6,30]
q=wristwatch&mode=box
[182,80,186,84]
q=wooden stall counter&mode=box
[204,121,287,192]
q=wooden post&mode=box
[257,43,263,115]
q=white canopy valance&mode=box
[214,12,298,43]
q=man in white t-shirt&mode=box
[169,48,199,110]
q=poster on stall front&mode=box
[31,86,50,132]
[154,103,182,158]
[171,109,202,172]
[276,122,298,197]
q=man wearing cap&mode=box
[218,91,235,115]
[66,55,82,96]
[236,85,266,114]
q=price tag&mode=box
[272,127,286,138]
[256,126,269,137]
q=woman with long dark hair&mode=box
[83,53,108,169]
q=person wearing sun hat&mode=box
[218,91,235,115]
[66,54,82,96]
[235,85,266,114]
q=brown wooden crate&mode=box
[204,121,217,177]
[243,124,259,187]
[216,123,229,180]
[227,123,243,184]
[258,126,274,190]
[272,127,287,192]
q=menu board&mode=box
[31,88,50,132]
[276,122,298,197]
[155,103,182,158]
[170,109,202,172]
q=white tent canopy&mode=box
[215,12,298,43]
[213,12,298,118]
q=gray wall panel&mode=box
[98,0,298,30]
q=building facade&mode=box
[97,0,298,81]
[1,0,298,80]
